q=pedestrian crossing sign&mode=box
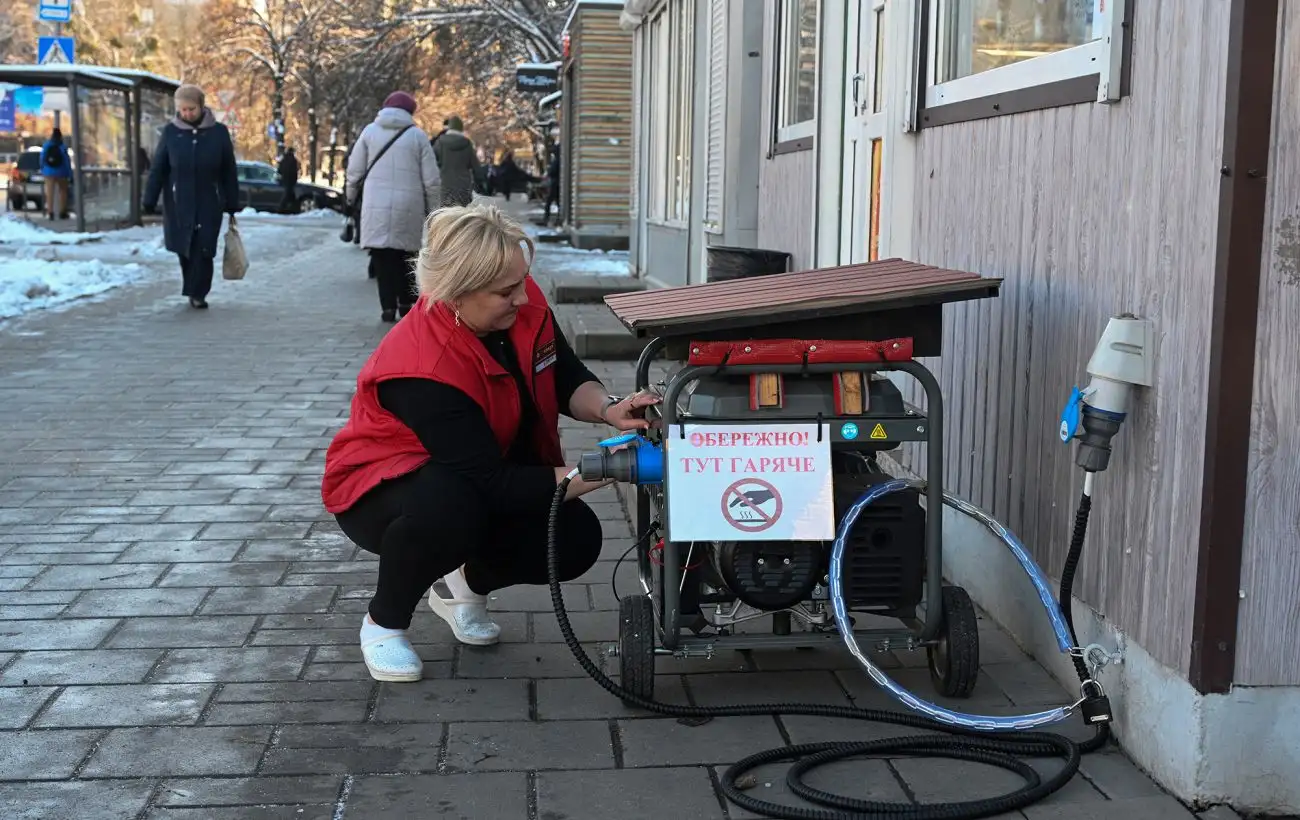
[38,36,76,66]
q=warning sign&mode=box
[666,423,834,542]
[869,423,888,440]
[722,478,783,533]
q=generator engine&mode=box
[585,368,930,627]
[691,459,926,620]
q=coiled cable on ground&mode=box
[547,474,1110,820]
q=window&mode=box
[923,0,1128,121]
[647,0,693,224]
[774,0,819,148]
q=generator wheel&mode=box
[927,585,980,698]
[618,594,656,705]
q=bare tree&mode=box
[0,0,40,64]
[222,0,336,159]
[404,0,573,62]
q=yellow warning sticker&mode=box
[869,423,888,440]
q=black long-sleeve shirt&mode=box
[376,318,602,515]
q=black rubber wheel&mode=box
[618,594,656,705]
[927,585,981,698]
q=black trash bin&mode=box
[706,245,793,282]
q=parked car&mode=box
[7,148,46,211]
[235,161,345,214]
[6,147,76,213]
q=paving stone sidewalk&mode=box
[0,216,1211,819]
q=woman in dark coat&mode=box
[143,84,240,310]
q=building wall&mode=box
[897,3,1231,674]
[644,224,691,288]
[1236,0,1300,687]
[756,2,816,270]
[571,9,634,234]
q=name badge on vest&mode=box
[534,339,557,373]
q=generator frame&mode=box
[599,258,1004,702]
[632,339,945,654]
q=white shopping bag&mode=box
[222,216,249,281]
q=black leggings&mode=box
[336,461,603,630]
[367,248,417,314]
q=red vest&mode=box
[321,277,564,514]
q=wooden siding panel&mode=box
[902,2,1231,673]
[1236,0,1300,687]
[756,0,815,269]
[574,12,633,231]
[758,152,816,268]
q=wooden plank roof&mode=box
[603,258,1002,339]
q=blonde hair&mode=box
[416,203,535,305]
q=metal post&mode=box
[67,78,85,233]
[128,87,140,227]
[53,22,63,131]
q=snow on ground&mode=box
[541,248,631,277]
[0,257,146,319]
[0,212,335,323]
[0,215,106,246]
[512,207,632,278]
[0,200,622,323]
[236,207,341,220]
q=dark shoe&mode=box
[59,212,69,220]
[381,310,396,323]
[189,297,208,309]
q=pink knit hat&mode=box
[383,91,417,114]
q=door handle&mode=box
[851,73,865,106]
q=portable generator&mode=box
[577,260,1005,705]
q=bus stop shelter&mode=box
[0,65,179,231]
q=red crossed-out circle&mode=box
[721,478,783,533]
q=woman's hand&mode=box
[602,391,661,431]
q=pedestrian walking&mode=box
[40,128,72,221]
[491,149,541,201]
[345,91,441,323]
[321,202,659,682]
[142,84,240,310]
[277,147,300,213]
[543,147,561,225]
[433,115,479,207]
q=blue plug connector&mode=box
[579,432,664,485]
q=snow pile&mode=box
[0,257,145,319]
[0,215,104,245]
[547,251,631,277]
[236,207,340,220]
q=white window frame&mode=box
[923,0,1128,110]
[646,8,669,222]
[775,0,820,145]
[646,0,693,228]
[703,0,727,234]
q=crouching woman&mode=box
[321,203,658,682]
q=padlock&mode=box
[1079,680,1113,725]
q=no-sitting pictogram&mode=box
[721,477,783,533]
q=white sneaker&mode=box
[359,629,423,682]
[428,568,501,646]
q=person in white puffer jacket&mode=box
[346,91,441,322]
